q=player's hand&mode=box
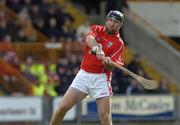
[96,50,105,60]
[90,43,102,55]
[90,44,105,60]
[102,57,111,65]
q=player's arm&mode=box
[85,25,101,48]
[86,35,105,60]
[86,35,99,48]
[86,35,114,70]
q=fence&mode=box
[0,95,180,125]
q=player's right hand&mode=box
[96,50,105,60]
[90,44,105,60]
[90,43,102,55]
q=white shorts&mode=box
[70,69,112,99]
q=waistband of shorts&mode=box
[79,69,105,75]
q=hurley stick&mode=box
[111,61,158,90]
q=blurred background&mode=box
[0,0,180,125]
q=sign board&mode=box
[0,97,42,121]
[81,95,175,121]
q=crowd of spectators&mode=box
[0,0,170,96]
[0,0,78,43]
[1,0,131,44]
[0,10,29,43]
[0,49,34,96]
[0,48,170,96]
[112,54,147,95]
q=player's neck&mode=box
[105,30,118,36]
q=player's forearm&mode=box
[86,35,105,60]
[86,35,99,48]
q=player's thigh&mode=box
[96,96,111,115]
[60,87,87,110]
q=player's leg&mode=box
[96,96,112,125]
[89,73,112,125]
[49,87,87,125]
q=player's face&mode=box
[105,18,123,34]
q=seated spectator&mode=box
[4,50,20,70]
[20,56,38,82]
[43,63,59,97]
[61,18,75,41]
[112,68,131,94]
[0,14,8,41]
[6,0,23,13]
[34,17,46,34]
[126,78,144,95]
[127,54,142,74]
[44,17,62,38]
[55,54,80,95]
[29,4,42,27]
[18,7,37,42]
[156,76,170,94]
[55,57,69,95]
[126,68,150,95]
[57,5,74,25]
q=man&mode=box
[49,10,125,125]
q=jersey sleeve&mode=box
[110,42,125,66]
[82,25,102,43]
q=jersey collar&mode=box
[103,26,119,37]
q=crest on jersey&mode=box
[107,41,113,48]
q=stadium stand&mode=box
[0,0,178,96]
[0,1,49,43]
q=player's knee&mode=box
[99,111,111,121]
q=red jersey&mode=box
[81,25,125,74]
